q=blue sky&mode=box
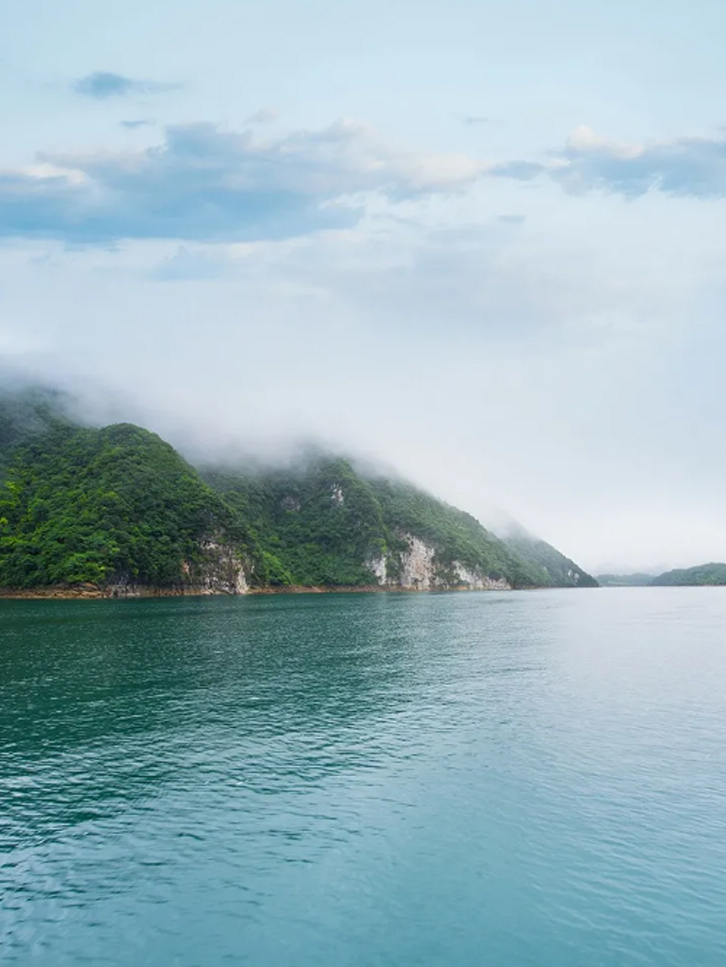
[1,0,725,571]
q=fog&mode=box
[2,0,726,575]
[2,218,723,578]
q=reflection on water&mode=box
[2,589,726,966]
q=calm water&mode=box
[1,589,725,966]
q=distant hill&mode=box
[651,563,726,587]
[596,564,726,587]
[0,389,597,596]
[596,573,656,587]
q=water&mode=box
[1,588,725,966]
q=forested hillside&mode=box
[0,417,245,588]
[651,563,726,586]
[0,390,597,594]
[596,573,655,587]
[205,459,554,589]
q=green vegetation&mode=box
[0,387,67,475]
[365,477,545,587]
[0,415,242,588]
[596,573,656,587]
[0,391,597,592]
[651,563,726,586]
[596,566,726,587]
[504,531,599,589]
[206,458,387,588]
[205,458,555,589]
[198,458,597,590]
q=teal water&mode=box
[1,589,725,966]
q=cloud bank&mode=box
[5,120,726,248]
[0,120,483,244]
[2,109,725,570]
[495,126,726,200]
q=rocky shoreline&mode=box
[0,582,513,600]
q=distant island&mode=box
[598,564,726,587]
[0,388,597,598]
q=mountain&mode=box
[497,525,598,589]
[596,573,656,587]
[596,565,726,587]
[204,459,596,591]
[0,385,70,471]
[651,563,726,586]
[0,390,597,595]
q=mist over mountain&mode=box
[0,365,574,540]
[0,384,596,595]
[4,0,726,576]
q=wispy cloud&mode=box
[246,107,281,125]
[121,119,155,130]
[74,72,178,99]
[493,126,726,200]
[0,119,484,244]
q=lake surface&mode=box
[1,588,725,966]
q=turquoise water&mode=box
[1,588,725,966]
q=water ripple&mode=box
[2,590,726,965]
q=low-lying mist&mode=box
[1,345,723,576]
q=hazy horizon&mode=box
[2,0,725,574]
[0,363,713,578]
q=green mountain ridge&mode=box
[650,563,726,586]
[595,565,726,587]
[0,390,597,594]
[596,573,656,587]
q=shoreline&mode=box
[0,583,516,601]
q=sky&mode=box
[1,0,725,574]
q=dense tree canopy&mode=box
[205,459,595,589]
[0,393,597,591]
[0,420,241,588]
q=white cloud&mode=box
[0,119,485,244]
[2,173,726,572]
[495,125,726,199]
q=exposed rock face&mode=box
[366,553,388,584]
[106,540,249,598]
[450,563,510,591]
[399,536,436,590]
[366,534,511,591]
[193,540,249,594]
